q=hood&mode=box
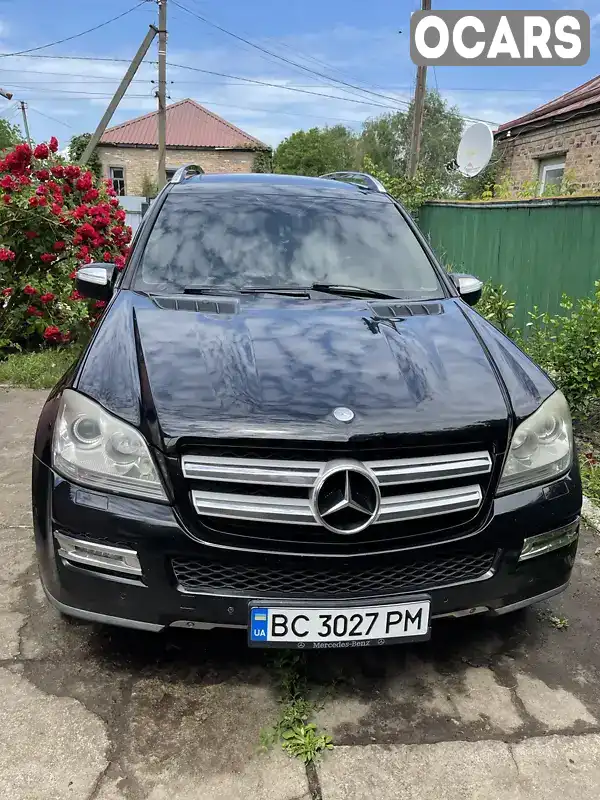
[75,291,528,448]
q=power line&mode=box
[170,0,410,109]
[0,2,149,58]
[28,105,74,129]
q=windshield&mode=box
[135,191,443,298]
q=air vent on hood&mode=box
[369,302,444,319]
[152,296,239,315]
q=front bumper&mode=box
[33,460,582,634]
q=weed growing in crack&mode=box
[549,614,570,630]
[260,651,333,764]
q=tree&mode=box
[274,125,356,176]
[0,118,23,151]
[68,133,102,180]
[358,90,464,194]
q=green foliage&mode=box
[68,133,102,180]
[362,155,440,214]
[0,118,23,151]
[524,283,600,415]
[358,90,463,194]
[477,282,515,335]
[459,145,505,200]
[476,168,582,202]
[140,173,158,198]
[274,125,356,176]
[580,450,600,502]
[0,347,78,388]
[260,651,333,764]
[252,150,273,173]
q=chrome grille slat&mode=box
[181,451,492,488]
[190,484,483,526]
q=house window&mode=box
[539,156,565,194]
[109,166,126,196]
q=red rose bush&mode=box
[0,138,132,349]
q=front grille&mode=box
[172,549,496,598]
[178,442,495,553]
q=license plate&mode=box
[248,599,430,649]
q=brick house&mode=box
[97,98,270,196]
[495,75,600,193]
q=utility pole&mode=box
[20,101,32,148]
[407,0,431,179]
[157,0,168,190]
[80,25,158,165]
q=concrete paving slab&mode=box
[0,611,25,659]
[0,527,34,609]
[318,734,600,800]
[0,666,109,800]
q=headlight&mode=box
[497,390,573,495]
[52,389,167,501]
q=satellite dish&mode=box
[456,123,494,178]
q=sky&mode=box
[0,0,599,150]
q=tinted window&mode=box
[135,191,442,298]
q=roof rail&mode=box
[170,164,205,184]
[319,171,387,193]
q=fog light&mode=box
[519,520,579,562]
[55,532,142,576]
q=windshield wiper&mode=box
[309,283,397,299]
[241,286,310,297]
[182,286,237,295]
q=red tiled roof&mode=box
[100,98,269,149]
[497,75,600,133]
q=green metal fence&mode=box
[419,197,600,329]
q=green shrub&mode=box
[477,282,516,335]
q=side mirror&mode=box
[450,273,483,307]
[76,264,116,302]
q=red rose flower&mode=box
[23,285,38,295]
[70,290,85,301]
[69,270,77,280]
[64,165,81,180]
[82,188,99,203]
[28,196,38,208]
[75,172,93,192]
[36,185,47,196]
[102,251,112,262]
[94,300,106,309]
[33,143,50,159]
[38,196,47,206]
[51,165,64,178]
[27,305,44,318]
[35,169,50,181]
[49,136,59,153]
[53,240,66,251]
[77,222,96,240]
[43,325,61,341]
[0,247,16,262]
[109,197,119,207]
[40,253,56,263]
[114,209,126,222]
[63,184,72,195]
[0,175,15,189]
[51,203,63,216]
[76,246,89,259]
[19,175,31,186]
[40,292,55,303]
[3,194,11,204]
[114,255,126,270]
[24,231,38,240]
[1,287,13,296]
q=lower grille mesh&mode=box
[172,550,496,598]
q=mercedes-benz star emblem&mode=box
[333,407,354,423]
[311,461,381,535]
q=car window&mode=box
[134,191,443,298]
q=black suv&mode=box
[32,169,581,649]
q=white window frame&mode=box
[538,156,566,194]
[109,165,126,196]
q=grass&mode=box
[260,652,333,764]
[0,348,78,389]
[579,451,600,503]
